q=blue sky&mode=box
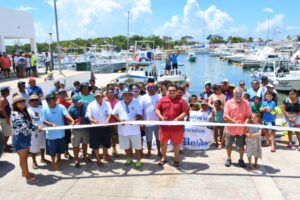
[1,0,299,42]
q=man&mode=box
[86,90,112,166]
[26,77,43,98]
[247,80,261,102]
[178,85,190,104]
[223,87,251,168]
[13,53,19,73]
[89,79,98,94]
[221,79,230,100]
[79,82,94,103]
[117,81,126,100]
[155,84,188,167]
[30,51,38,77]
[111,88,143,169]
[200,81,213,101]
[68,95,90,168]
[50,80,61,95]
[0,87,12,152]
[139,83,161,157]
[239,80,247,93]
[41,94,74,170]
[43,52,51,73]
[17,53,27,78]
[15,81,30,107]
[0,52,11,78]
[171,51,179,70]
[104,88,119,156]
[71,81,81,97]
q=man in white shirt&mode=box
[112,88,143,169]
[43,52,51,73]
[139,83,161,157]
[86,90,112,166]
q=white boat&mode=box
[187,52,197,62]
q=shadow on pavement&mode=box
[0,161,15,178]
[27,174,61,186]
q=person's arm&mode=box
[65,114,75,125]
[43,120,56,127]
[155,109,166,121]
[0,99,10,124]
[212,110,215,122]
[174,100,188,121]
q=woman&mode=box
[208,84,226,109]
[281,89,300,150]
[11,95,43,183]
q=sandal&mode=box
[83,157,92,163]
[173,161,180,167]
[125,158,132,166]
[103,157,114,163]
[96,161,103,166]
[32,163,39,170]
[158,160,167,166]
[75,162,81,168]
[135,160,142,169]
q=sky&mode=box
[1,0,300,43]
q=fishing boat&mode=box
[187,52,197,62]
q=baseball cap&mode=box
[71,95,82,103]
[29,95,40,101]
[267,83,274,88]
[261,75,268,81]
[80,82,89,88]
[28,77,36,83]
[58,88,66,94]
[17,81,26,87]
[94,90,104,97]
[222,79,229,83]
[122,88,132,94]
[204,81,211,86]
[54,80,60,85]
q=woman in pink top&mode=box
[209,84,226,109]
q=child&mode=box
[251,96,261,113]
[245,112,262,170]
[212,100,224,150]
[260,92,276,152]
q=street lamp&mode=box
[53,0,62,75]
[49,32,54,71]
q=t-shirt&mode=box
[251,102,261,113]
[71,89,80,97]
[41,104,68,139]
[283,98,300,113]
[86,100,112,123]
[0,56,11,69]
[27,106,43,135]
[200,90,213,100]
[68,102,89,125]
[26,86,43,96]
[111,100,142,136]
[80,93,94,104]
[171,54,178,64]
[139,94,161,126]
[261,100,276,123]
[31,55,36,66]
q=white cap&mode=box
[222,79,229,83]
[204,81,211,85]
[267,83,274,88]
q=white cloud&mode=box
[16,5,37,11]
[256,14,284,33]
[155,0,233,40]
[226,25,249,36]
[262,8,274,13]
[34,23,50,43]
[130,0,152,20]
[286,25,298,31]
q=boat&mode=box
[187,52,197,62]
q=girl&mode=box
[245,112,262,170]
[281,89,300,150]
[212,100,224,150]
[11,95,43,183]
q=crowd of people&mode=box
[0,75,300,183]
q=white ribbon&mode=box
[43,120,300,132]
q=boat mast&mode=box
[267,16,269,43]
[54,0,62,75]
[202,11,205,46]
[127,11,130,50]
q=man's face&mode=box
[147,87,156,95]
[19,84,26,91]
[265,94,273,101]
[252,81,259,90]
[234,91,243,103]
[119,83,125,89]
[47,99,56,108]
[29,80,36,87]
[262,79,268,86]
[107,90,114,98]
[178,90,184,98]
[191,97,197,103]
[90,81,95,86]
[123,93,133,104]
[75,84,80,90]
[95,95,103,104]
[29,99,39,107]
[81,87,89,95]
[55,83,60,88]
[74,102,82,108]
[239,82,245,88]
[168,87,177,99]
[205,84,211,91]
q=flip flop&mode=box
[75,162,81,168]
[173,161,180,167]
[158,160,167,166]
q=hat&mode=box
[29,95,39,101]
[58,88,66,94]
[229,84,236,88]
[0,86,10,92]
[222,79,229,83]
[12,95,25,105]
[71,95,82,103]
[17,81,26,87]
[204,81,211,86]
[28,77,36,83]
[80,82,89,88]
[261,75,268,81]
[118,80,125,85]
[122,88,132,94]
[45,94,56,102]
[267,83,274,88]
[147,83,156,88]
[54,80,60,85]
[94,90,104,97]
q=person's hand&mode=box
[37,126,44,133]
[70,121,75,126]
[52,123,57,127]
[160,116,167,121]
[6,118,10,125]
[94,120,100,124]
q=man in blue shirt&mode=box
[171,51,179,69]
[68,95,90,167]
[50,80,61,95]
[26,77,43,98]
[71,81,81,97]
[41,94,74,170]
[247,80,262,102]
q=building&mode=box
[0,7,36,53]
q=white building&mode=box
[0,7,36,53]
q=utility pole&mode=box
[49,32,54,71]
[267,16,269,43]
[127,11,130,50]
[54,0,62,75]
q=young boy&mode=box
[251,96,261,113]
[260,92,276,152]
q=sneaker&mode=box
[225,159,232,167]
[135,160,142,169]
[287,142,293,148]
[238,159,246,168]
[125,158,132,166]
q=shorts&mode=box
[0,118,12,137]
[31,66,37,72]
[17,64,26,73]
[159,131,183,145]
[111,126,118,143]
[12,134,31,151]
[30,131,46,153]
[1,68,10,72]
[71,129,89,147]
[46,138,66,157]
[285,114,300,126]
[64,129,71,144]
[172,63,178,69]
[119,134,142,150]
[145,126,159,142]
[165,64,171,70]
[89,127,111,149]
[225,134,245,148]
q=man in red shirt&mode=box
[155,84,188,167]
[0,52,11,78]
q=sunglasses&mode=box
[240,83,245,86]
[168,89,176,92]
[235,93,243,97]
[17,100,26,104]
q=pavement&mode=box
[0,138,300,200]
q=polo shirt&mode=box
[41,104,68,139]
[139,94,161,126]
[224,98,251,136]
[155,96,188,134]
[86,100,112,123]
[80,93,94,104]
[26,85,43,96]
[68,102,89,124]
[111,100,142,136]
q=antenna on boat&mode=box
[53,0,62,75]
[127,11,130,50]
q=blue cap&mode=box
[72,95,82,103]
[122,88,132,94]
[80,82,89,88]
